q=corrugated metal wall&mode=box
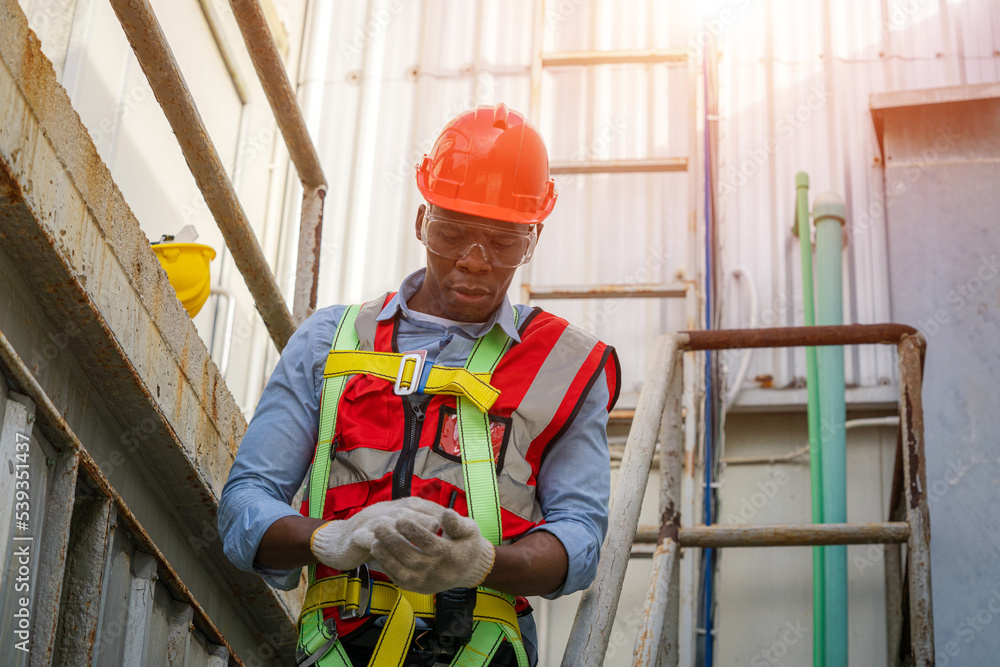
[711,2,1000,666]
[0,378,241,666]
[715,0,1000,401]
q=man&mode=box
[219,103,620,667]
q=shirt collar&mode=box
[376,268,522,343]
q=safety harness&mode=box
[296,304,530,667]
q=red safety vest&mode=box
[301,293,620,637]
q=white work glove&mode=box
[310,497,445,571]
[370,509,495,595]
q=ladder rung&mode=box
[542,49,687,67]
[629,543,656,559]
[664,522,911,548]
[609,408,635,422]
[525,283,687,300]
[550,158,688,174]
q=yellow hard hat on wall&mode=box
[151,226,216,318]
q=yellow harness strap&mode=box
[323,350,501,412]
[299,574,523,638]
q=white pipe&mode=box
[721,417,900,466]
[725,267,759,408]
[210,287,237,377]
[845,416,899,430]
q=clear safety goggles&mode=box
[420,213,538,268]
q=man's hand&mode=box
[310,496,445,571]
[370,509,495,594]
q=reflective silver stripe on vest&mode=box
[354,295,387,351]
[509,322,603,451]
[329,447,544,523]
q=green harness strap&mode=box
[298,306,361,666]
[450,317,529,667]
[297,306,528,667]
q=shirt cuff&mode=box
[527,520,602,599]
[221,496,304,591]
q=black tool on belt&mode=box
[434,586,477,649]
[434,490,477,650]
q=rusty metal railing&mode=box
[562,323,934,667]
[109,0,328,351]
[228,0,327,325]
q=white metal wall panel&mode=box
[716,0,1000,403]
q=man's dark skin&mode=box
[255,205,569,597]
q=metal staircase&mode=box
[562,324,935,666]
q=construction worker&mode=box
[218,103,620,667]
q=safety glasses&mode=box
[421,213,538,268]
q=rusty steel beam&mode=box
[680,323,918,351]
[885,427,907,667]
[525,283,688,300]
[609,408,636,422]
[228,0,327,323]
[108,0,296,351]
[542,49,688,67]
[293,184,325,323]
[549,158,688,174]
[0,330,241,665]
[898,333,934,665]
[675,522,911,548]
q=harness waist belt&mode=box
[298,573,522,639]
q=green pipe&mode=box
[795,172,825,667]
[813,192,848,667]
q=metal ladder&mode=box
[522,0,696,323]
[562,324,935,667]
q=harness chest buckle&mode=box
[394,350,427,396]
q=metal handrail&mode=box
[228,0,327,324]
[109,0,329,351]
[562,324,933,666]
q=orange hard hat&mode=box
[415,103,557,225]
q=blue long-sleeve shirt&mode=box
[218,269,612,653]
